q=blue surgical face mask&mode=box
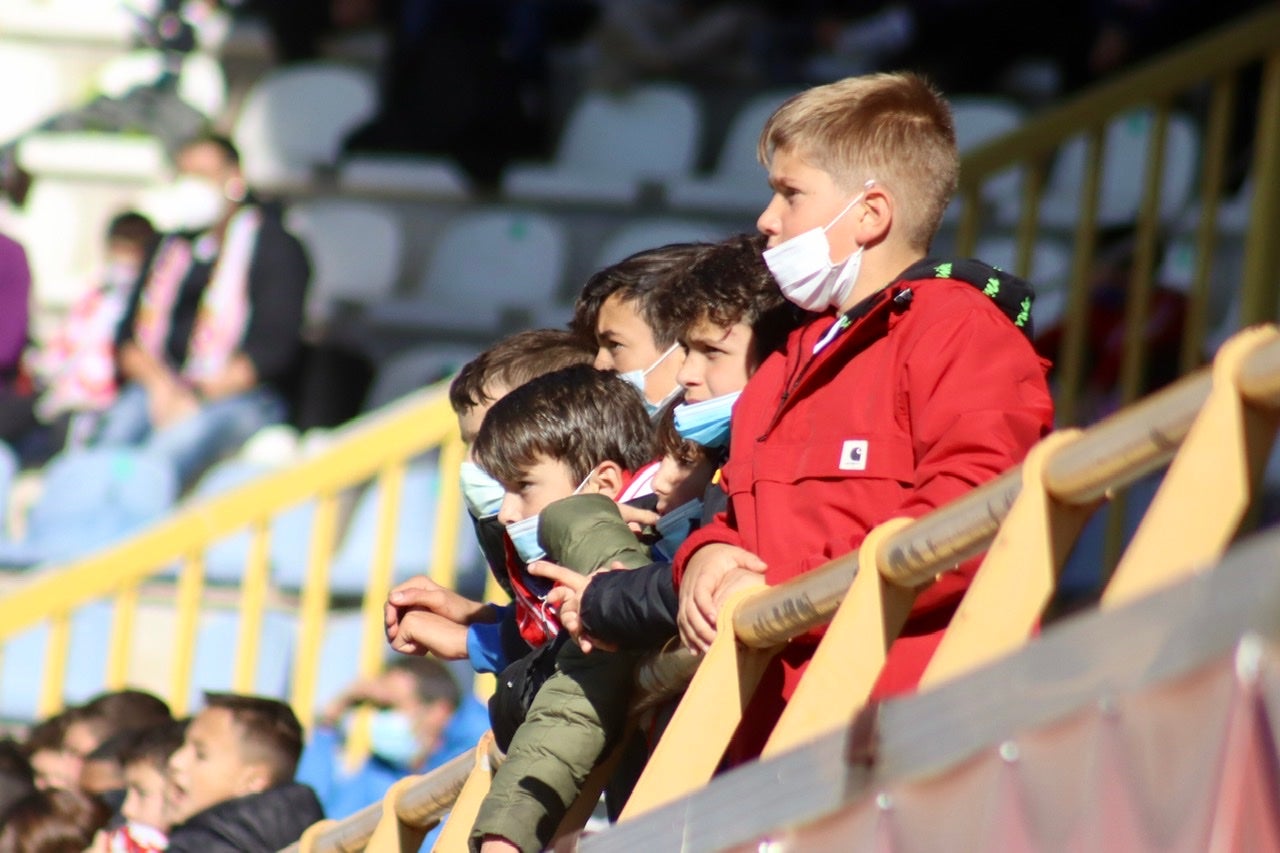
[505,466,596,580]
[674,391,742,449]
[653,498,703,561]
[368,709,421,768]
[460,461,504,518]
[620,343,683,417]
[506,514,546,565]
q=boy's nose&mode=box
[496,494,521,527]
[593,348,612,371]
[676,359,700,390]
[756,196,782,239]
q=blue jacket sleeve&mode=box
[466,604,518,673]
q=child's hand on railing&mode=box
[385,576,497,656]
[387,608,470,660]
[677,544,767,654]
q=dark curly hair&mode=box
[570,242,714,348]
[657,234,801,361]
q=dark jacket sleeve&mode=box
[165,827,245,853]
[578,560,679,650]
[239,216,309,384]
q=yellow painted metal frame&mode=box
[1105,326,1280,606]
[0,385,466,723]
[762,518,915,758]
[619,587,779,821]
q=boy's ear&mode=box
[853,185,893,246]
[588,461,626,500]
[234,761,273,797]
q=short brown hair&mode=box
[473,364,653,486]
[387,656,461,708]
[449,329,595,414]
[202,693,302,786]
[78,690,172,742]
[652,399,715,467]
[658,233,800,362]
[571,243,713,348]
[22,714,70,756]
[0,788,109,852]
[120,720,187,774]
[758,72,958,250]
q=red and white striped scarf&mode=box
[134,207,261,381]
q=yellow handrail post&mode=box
[290,493,339,731]
[38,612,71,718]
[170,552,205,717]
[234,519,273,693]
[1180,73,1236,373]
[619,587,778,821]
[1104,326,1280,607]
[917,431,1094,689]
[1056,129,1104,427]
[431,435,466,593]
[347,463,406,768]
[761,518,916,758]
[433,732,500,852]
[365,775,431,853]
[1238,55,1280,327]
[106,584,138,689]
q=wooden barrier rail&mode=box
[293,325,1280,851]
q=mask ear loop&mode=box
[821,178,877,233]
[643,342,682,378]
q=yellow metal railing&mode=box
[0,382,467,728]
[953,3,1280,427]
[950,4,1280,577]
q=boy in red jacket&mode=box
[673,71,1055,761]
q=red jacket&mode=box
[672,259,1055,759]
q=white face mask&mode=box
[159,175,228,233]
[619,343,682,416]
[103,260,140,292]
[763,179,875,312]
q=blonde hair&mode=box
[758,72,958,250]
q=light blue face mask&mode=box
[368,709,421,768]
[620,343,683,417]
[674,391,742,449]
[504,466,598,568]
[505,514,546,564]
[460,461,505,518]
[653,498,703,561]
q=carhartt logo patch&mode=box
[839,439,868,471]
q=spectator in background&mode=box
[68,690,173,760]
[0,231,32,447]
[78,736,131,814]
[165,693,322,852]
[93,134,310,488]
[341,0,559,188]
[296,656,488,820]
[0,738,35,819]
[0,788,110,852]
[585,0,764,91]
[4,213,158,467]
[25,713,81,792]
[89,721,187,853]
